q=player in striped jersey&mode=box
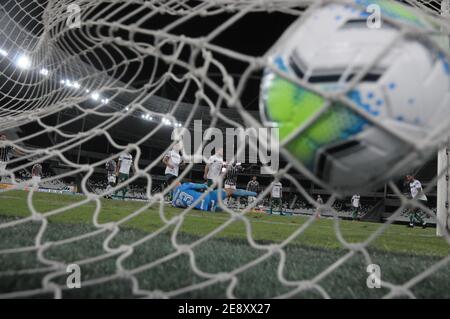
[223,161,243,189]
[406,174,428,228]
[246,176,259,206]
[223,161,244,208]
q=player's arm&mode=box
[116,159,121,175]
[220,165,227,179]
[203,163,209,180]
[185,183,208,191]
[162,154,173,168]
[131,160,136,175]
[231,188,257,198]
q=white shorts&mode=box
[224,184,236,190]
[32,176,41,184]
[108,174,116,184]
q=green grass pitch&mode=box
[0,190,449,298]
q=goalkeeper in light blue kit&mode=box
[171,182,257,212]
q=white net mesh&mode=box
[0,0,449,299]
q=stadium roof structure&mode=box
[0,2,263,134]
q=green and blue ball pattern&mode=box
[262,58,369,169]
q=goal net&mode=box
[0,0,449,299]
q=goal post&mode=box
[436,0,450,237]
[437,143,450,236]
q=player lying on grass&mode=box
[171,182,257,212]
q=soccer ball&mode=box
[260,0,450,191]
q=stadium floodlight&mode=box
[86,89,90,93]
[40,68,49,76]
[91,92,100,101]
[73,82,80,89]
[16,54,31,69]
[125,107,129,111]
[0,49,7,57]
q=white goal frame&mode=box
[436,0,450,237]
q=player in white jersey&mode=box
[163,143,184,201]
[315,195,324,218]
[269,180,283,215]
[406,175,427,228]
[204,148,224,188]
[105,156,117,199]
[351,194,361,221]
[31,163,42,189]
[115,152,134,200]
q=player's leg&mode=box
[106,173,115,199]
[271,198,280,214]
[121,174,128,200]
[116,173,128,200]
[277,198,282,214]
[114,174,120,198]
[415,201,427,228]
[0,161,6,182]
[352,207,357,221]
[165,174,176,201]
[248,196,255,207]
[223,183,231,207]
[408,208,416,227]
[279,199,285,215]
[32,176,41,190]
